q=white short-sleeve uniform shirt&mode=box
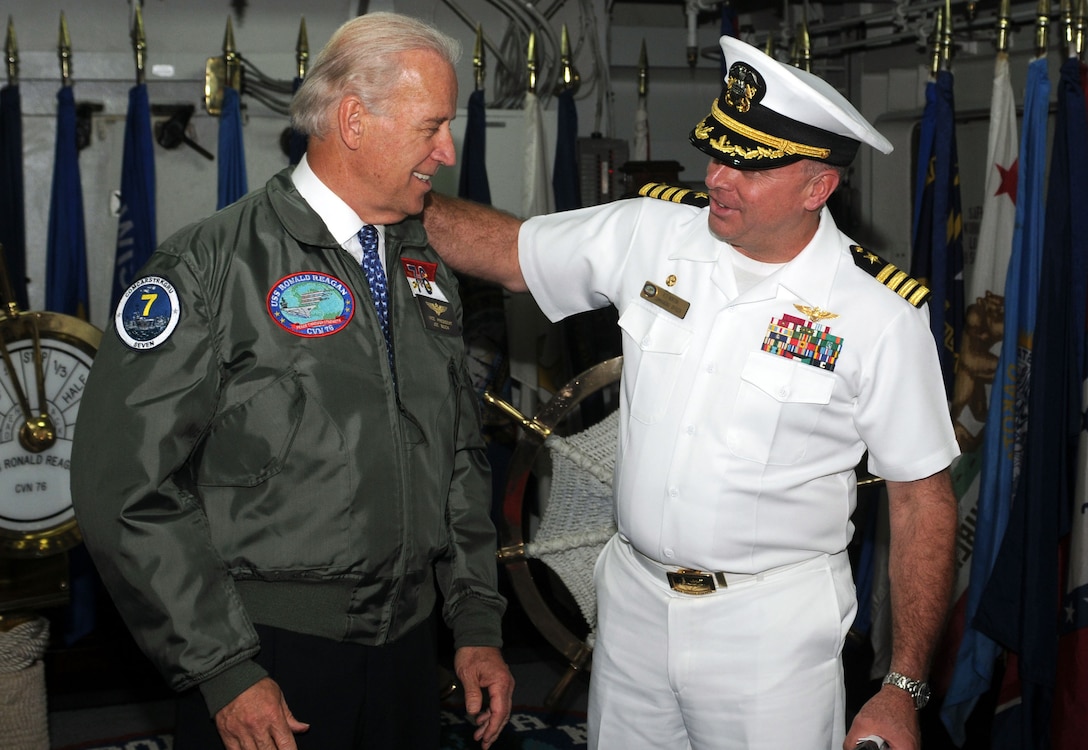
[519,198,960,575]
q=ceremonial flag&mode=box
[553,88,580,212]
[458,87,491,205]
[1056,56,1088,733]
[720,4,739,80]
[522,90,552,218]
[938,49,1022,745]
[45,85,89,319]
[111,82,157,309]
[510,89,556,418]
[975,54,1088,750]
[217,85,248,210]
[909,69,965,398]
[0,81,27,310]
[1055,201,1088,748]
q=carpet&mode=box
[54,706,588,750]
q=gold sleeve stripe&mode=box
[850,245,931,308]
[638,182,710,207]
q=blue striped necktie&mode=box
[358,225,395,377]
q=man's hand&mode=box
[845,685,920,750]
[215,677,310,750]
[454,645,515,749]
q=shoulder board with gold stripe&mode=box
[638,182,710,208]
[850,245,931,308]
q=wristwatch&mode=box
[882,671,931,710]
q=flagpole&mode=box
[939,0,954,72]
[1037,0,1051,59]
[58,12,71,87]
[4,16,15,87]
[794,18,811,72]
[632,40,650,163]
[556,24,579,95]
[1076,0,1087,58]
[1060,0,1075,57]
[223,16,240,91]
[132,2,146,85]
[295,16,308,81]
[527,30,537,96]
[1,16,27,311]
[638,39,648,98]
[473,23,485,92]
[996,0,1012,53]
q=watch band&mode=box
[882,671,931,710]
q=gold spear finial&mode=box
[764,32,774,57]
[996,0,1012,53]
[223,16,240,89]
[296,16,308,79]
[5,16,17,87]
[796,19,811,72]
[556,24,580,94]
[473,23,485,91]
[132,2,147,84]
[58,12,73,86]
[1061,0,1076,55]
[939,0,954,70]
[1077,0,1087,57]
[929,6,943,77]
[526,31,537,94]
[1036,0,1051,58]
[637,38,648,97]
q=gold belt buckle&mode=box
[666,568,717,595]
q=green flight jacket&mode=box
[71,168,504,713]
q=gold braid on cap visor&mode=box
[694,98,832,161]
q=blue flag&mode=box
[217,86,248,210]
[553,89,581,212]
[458,88,491,205]
[0,83,28,310]
[1050,58,1088,750]
[940,55,1049,745]
[975,55,1088,750]
[910,70,965,397]
[111,82,157,309]
[720,4,739,80]
[45,85,89,319]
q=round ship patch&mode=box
[267,272,355,337]
[115,275,182,350]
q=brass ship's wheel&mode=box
[488,355,622,707]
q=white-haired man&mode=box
[73,13,513,750]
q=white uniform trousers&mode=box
[588,535,857,750]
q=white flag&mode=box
[949,51,1018,591]
[523,91,553,218]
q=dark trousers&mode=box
[174,617,441,749]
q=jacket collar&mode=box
[267,167,429,251]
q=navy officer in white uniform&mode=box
[423,34,959,750]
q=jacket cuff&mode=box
[450,595,505,650]
[198,659,269,716]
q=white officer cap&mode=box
[690,35,893,170]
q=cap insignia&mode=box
[725,63,761,113]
